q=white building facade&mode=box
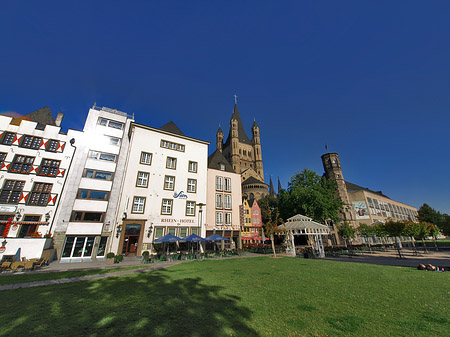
[109,122,209,256]
[0,111,76,260]
[53,106,134,262]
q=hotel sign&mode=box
[161,218,195,224]
[173,191,188,199]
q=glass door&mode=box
[122,224,141,256]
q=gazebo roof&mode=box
[278,214,330,235]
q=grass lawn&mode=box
[0,265,151,285]
[0,257,449,336]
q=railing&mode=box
[92,105,134,119]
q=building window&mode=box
[83,169,113,181]
[98,117,124,130]
[216,176,223,191]
[77,189,109,200]
[216,212,223,225]
[216,194,223,209]
[140,152,152,165]
[20,135,43,149]
[62,236,96,258]
[28,183,53,206]
[188,161,198,173]
[166,157,177,169]
[224,195,232,209]
[225,212,232,225]
[46,139,59,152]
[132,197,146,213]
[88,151,117,162]
[136,172,149,187]
[161,199,173,215]
[0,180,25,204]
[224,177,231,192]
[186,201,196,216]
[154,227,164,239]
[106,136,121,146]
[1,132,16,145]
[38,159,61,177]
[187,179,197,193]
[164,176,175,190]
[219,163,226,171]
[0,152,6,167]
[71,211,104,222]
[161,140,185,152]
[9,155,34,174]
[180,228,187,237]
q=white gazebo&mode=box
[277,214,330,258]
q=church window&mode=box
[239,149,241,154]
[243,150,246,156]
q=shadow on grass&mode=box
[0,269,259,337]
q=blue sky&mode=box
[1,1,449,213]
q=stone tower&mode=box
[220,102,268,200]
[216,126,223,152]
[321,152,354,224]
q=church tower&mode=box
[252,119,264,179]
[321,152,354,224]
[220,99,269,200]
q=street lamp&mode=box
[147,223,154,238]
[116,225,122,238]
[196,203,205,236]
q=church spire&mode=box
[269,176,275,196]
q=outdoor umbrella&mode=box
[153,234,182,254]
[182,234,206,254]
[182,234,206,242]
[205,233,229,241]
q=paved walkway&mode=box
[0,253,262,291]
[324,248,450,268]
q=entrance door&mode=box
[122,224,141,256]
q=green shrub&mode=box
[106,252,115,259]
[142,251,150,257]
[114,254,124,263]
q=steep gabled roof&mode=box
[345,181,390,199]
[208,149,235,173]
[160,121,185,136]
[4,106,56,128]
[224,104,252,146]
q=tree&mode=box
[279,169,343,225]
[374,222,388,248]
[258,194,279,225]
[384,220,406,257]
[263,207,284,258]
[427,223,440,251]
[403,221,421,254]
[357,223,377,253]
[416,222,431,253]
[418,203,446,233]
[338,222,355,252]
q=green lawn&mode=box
[0,265,150,285]
[0,257,449,336]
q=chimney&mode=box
[55,113,64,127]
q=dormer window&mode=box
[219,163,225,171]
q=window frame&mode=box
[1,132,16,145]
[216,212,223,226]
[38,159,61,177]
[136,171,149,188]
[98,117,124,130]
[216,176,223,191]
[166,157,177,170]
[224,177,231,192]
[76,189,109,201]
[82,169,114,181]
[0,180,25,204]
[161,199,173,215]
[132,196,146,214]
[164,175,175,191]
[140,152,152,165]
[185,200,196,216]
[9,154,35,174]
[19,135,43,149]
[188,161,198,173]
[45,139,60,152]
[27,182,53,206]
[88,150,117,163]
[187,178,197,193]
[216,194,223,209]
[71,211,104,222]
[224,194,232,210]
